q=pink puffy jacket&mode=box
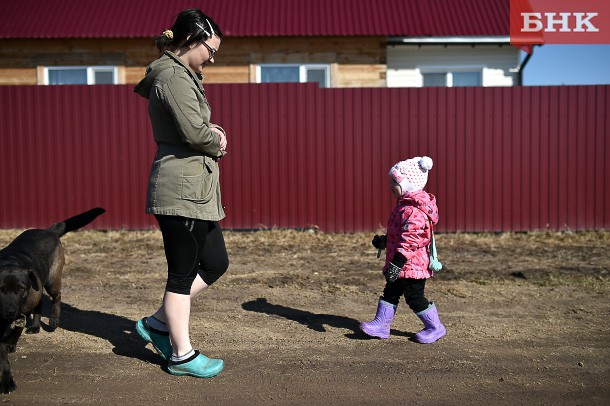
[384,189,439,280]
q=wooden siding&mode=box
[0,37,386,87]
[0,68,37,84]
[0,84,607,233]
[334,64,386,87]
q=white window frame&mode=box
[43,66,119,85]
[418,65,484,87]
[256,64,331,87]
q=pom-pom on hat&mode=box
[389,156,434,195]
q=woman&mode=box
[133,9,228,378]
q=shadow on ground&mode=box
[242,297,415,339]
[48,301,163,365]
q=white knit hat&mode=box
[388,156,434,195]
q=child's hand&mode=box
[385,252,406,283]
[372,235,387,258]
[385,263,401,282]
[372,235,387,250]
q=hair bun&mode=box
[419,156,433,171]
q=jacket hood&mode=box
[134,54,172,99]
[134,51,202,99]
[401,189,439,224]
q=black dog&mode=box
[0,208,105,393]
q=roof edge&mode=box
[389,36,510,45]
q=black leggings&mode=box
[382,278,429,313]
[155,215,229,295]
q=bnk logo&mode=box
[521,12,598,32]
[510,0,610,52]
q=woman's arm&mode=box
[163,72,223,157]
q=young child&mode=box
[360,156,446,344]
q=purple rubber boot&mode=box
[359,297,397,339]
[414,303,446,344]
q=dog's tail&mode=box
[48,208,106,237]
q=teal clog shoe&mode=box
[167,351,224,378]
[135,318,173,360]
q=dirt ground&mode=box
[0,228,608,405]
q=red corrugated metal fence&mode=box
[0,84,608,232]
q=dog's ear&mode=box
[27,270,40,291]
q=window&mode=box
[44,66,118,85]
[258,64,330,88]
[452,72,481,87]
[421,70,482,87]
[423,73,447,87]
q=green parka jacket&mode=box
[134,51,226,221]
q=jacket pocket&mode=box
[180,156,215,203]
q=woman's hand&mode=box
[211,127,227,151]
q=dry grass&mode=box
[0,229,608,288]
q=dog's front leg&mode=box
[4,317,25,353]
[0,321,16,393]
